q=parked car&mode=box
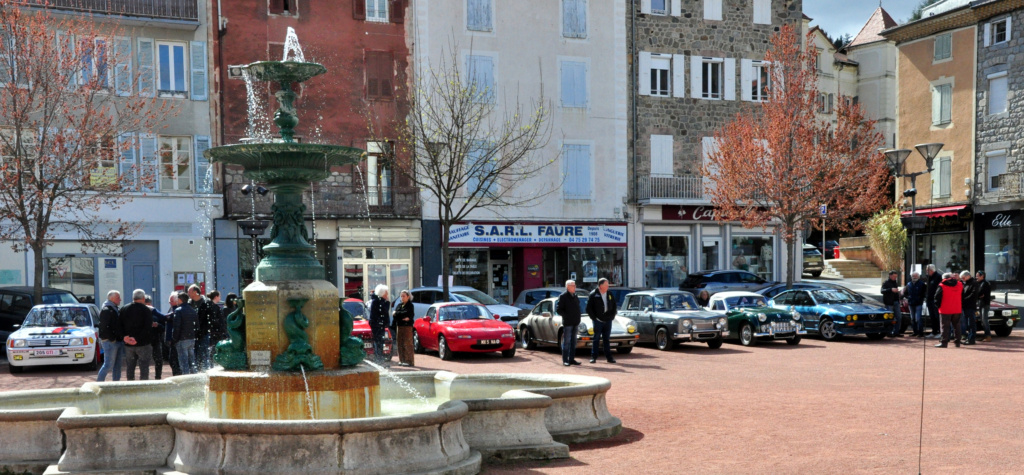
[6,303,101,373]
[410,286,522,331]
[341,298,392,359]
[513,287,589,312]
[802,244,824,277]
[704,292,805,346]
[678,270,772,296]
[770,287,894,341]
[619,290,726,350]
[413,302,516,360]
[606,287,651,310]
[518,297,640,353]
[0,286,79,342]
[809,240,840,258]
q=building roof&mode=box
[848,7,898,47]
[882,0,1024,44]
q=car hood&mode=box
[820,303,888,314]
[439,319,514,330]
[579,316,633,335]
[10,326,94,339]
[658,309,722,320]
[990,301,1016,310]
[485,304,522,318]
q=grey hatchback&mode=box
[677,270,771,297]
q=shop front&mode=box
[974,208,1021,290]
[443,222,628,304]
[903,205,973,276]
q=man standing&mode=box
[368,284,391,365]
[207,291,228,350]
[959,271,979,345]
[96,290,124,381]
[144,296,168,379]
[118,289,155,380]
[904,272,927,337]
[925,265,942,338]
[977,271,993,342]
[585,278,618,364]
[172,292,199,374]
[933,272,963,348]
[881,271,903,337]
[165,293,181,376]
[188,285,214,371]
[555,280,582,367]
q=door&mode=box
[490,261,511,304]
[423,307,440,349]
[701,238,721,271]
[132,264,156,299]
[790,291,818,331]
[536,300,556,343]
[639,295,655,342]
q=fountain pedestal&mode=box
[207,367,381,420]
[243,279,341,370]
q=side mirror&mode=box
[768,299,775,307]
[12,324,20,330]
[494,314,501,320]
[541,312,552,318]
[421,316,430,322]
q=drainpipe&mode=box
[630,0,638,205]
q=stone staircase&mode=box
[823,259,883,279]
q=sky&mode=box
[804,0,922,40]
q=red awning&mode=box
[901,205,967,218]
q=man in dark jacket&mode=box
[555,280,582,367]
[960,271,979,345]
[925,265,942,338]
[96,290,124,382]
[977,271,993,342]
[145,296,170,379]
[585,278,618,364]
[880,271,903,337]
[904,272,927,337]
[118,289,155,380]
[172,292,199,374]
[164,293,181,376]
[208,291,228,345]
[188,285,215,371]
[368,285,391,365]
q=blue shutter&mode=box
[114,37,132,97]
[118,133,137,190]
[137,38,155,97]
[189,41,207,101]
[563,144,591,199]
[57,31,77,89]
[466,144,481,196]
[139,134,158,192]
[194,135,212,193]
[574,62,587,107]
[560,62,573,107]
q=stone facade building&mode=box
[627,0,802,289]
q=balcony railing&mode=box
[224,183,421,220]
[637,174,705,202]
[18,0,199,22]
[991,172,1022,200]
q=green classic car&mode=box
[705,291,806,346]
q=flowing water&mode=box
[362,360,430,406]
[299,364,315,419]
[282,27,306,63]
[241,69,271,142]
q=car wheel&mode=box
[706,337,723,349]
[810,271,822,278]
[501,347,516,358]
[819,318,840,341]
[616,346,633,354]
[520,327,537,350]
[655,327,675,351]
[995,326,1013,337]
[787,336,801,345]
[413,332,424,354]
[85,344,101,371]
[8,364,23,374]
[438,336,454,361]
[866,332,886,340]
[739,323,757,347]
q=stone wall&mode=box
[627,0,803,199]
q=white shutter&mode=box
[931,164,940,198]
[638,52,651,96]
[1007,17,1013,41]
[113,36,132,97]
[723,58,736,101]
[984,23,991,47]
[940,85,952,123]
[940,158,951,197]
[702,137,719,192]
[754,0,771,24]
[640,0,651,15]
[672,54,686,98]
[118,133,137,190]
[690,56,702,99]
[740,59,752,101]
[190,41,208,101]
[671,0,681,17]
[704,0,722,21]
[650,135,673,175]
[137,38,155,97]
[139,134,158,192]
[194,135,212,193]
[931,86,941,125]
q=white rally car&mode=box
[6,304,102,373]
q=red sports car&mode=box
[413,302,516,360]
[342,298,392,358]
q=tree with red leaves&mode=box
[701,25,890,287]
[0,2,175,302]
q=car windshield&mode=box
[724,296,768,309]
[41,293,78,304]
[811,289,858,304]
[342,302,366,320]
[439,305,491,321]
[22,307,92,328]
[803,248,822,257]
[653,293,699,310]
[452,290,500,305]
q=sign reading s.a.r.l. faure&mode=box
[448,223,628,247]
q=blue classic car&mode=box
[770,288,894,341]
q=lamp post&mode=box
[884,143,944,281]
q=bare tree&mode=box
[0,3,174,302]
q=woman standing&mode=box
[392,290,415,367]
[368,284,391,365]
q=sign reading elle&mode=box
[992,213,1017,228]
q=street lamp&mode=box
[883,143,944,280]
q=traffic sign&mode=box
[819,204,827,216]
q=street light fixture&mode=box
[883,143,944,281]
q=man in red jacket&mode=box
[932,272,963,348]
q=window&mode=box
[366,0,388,22]
[732,236,774,281]
[466,141,496,196]
[691,56,734,100]
[645,236,689,288]
[89,135,117,188]
[80,37,110,89]
[562,143,591,200]
[704,0,722,20]
[562,0,587,38]
[365,141,393,206]
[816,93,834,114]
[650,134,673,175]
[467,0,493,31]
[0,127,35,168]
[745,60,770,101]
[158,136,192,192]
[931,83,952,126]
[640,52,683,97]
[341,247,413,301]
[650,56,670,96]
[466,55,495,103]
[268,0,296,15]
[934,33,951,61]
[988,71,1008,115]
[989,17,1010,45]
[45,257,95,303]
[753,0,771,25]
[987,151,1007,191]
[365,51,393,99]
[701,58,723,99]
[157,42,187,97]
[931,156,951,198]
[560,60,588,108]
[0,33,29,87]
[651,0,668,15]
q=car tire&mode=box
[616,346,633,354]
[413,332,424,354]
[786,336,801,345]
[810,271,822,278]
[866,333,886,340]
[739,323,757,347]
[8,364,23,374]
[501,347,516,358]
[819,318,840,342]
[706,337,723,349]
[995,326,1013,337]
[655,327,676,351]
[520,327,537,350]
[85,345,101,371]
[438,336,454,361]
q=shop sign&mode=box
[527,264,540,277]
[991,213,1017,228]
[662,205,720,221]
[448,223,627,246]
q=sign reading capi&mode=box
[448,223,627,246]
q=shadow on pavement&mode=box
[484,427,645,474]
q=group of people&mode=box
[367,284,416,367]
[554,278,619,366]
[96,285,234,381]
[882,264,994,348]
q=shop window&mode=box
[46,257,95,303]
[448,249,488,291]
[569,248,624,289]
[644,235,688,288]
[341,247,413,300]
[914,233,969,275]
[984,227,1019,282]
[731,236,774,281]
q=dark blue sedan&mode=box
[770,288,894,341]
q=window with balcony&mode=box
[988,71,1008,115]
[987,151,1007,191]
[80,37,110,89]
[158,136,192,192]
[562,0,587,38]
[467,0,493,31]
[157,42,187,98]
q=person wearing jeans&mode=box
[880,271,903,337]
[977,271,993,342]
[171,292,198,374]
[904,271,927,337]
[97,339,125,382]
[960,271,979,345]
[586,278,618,364]
[555,280,582,367]
[96,290,124,382]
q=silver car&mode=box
[518,298,640,354]
[618,291,727,350]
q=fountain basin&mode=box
[205,142,364,184]
[207,367,380,420]
[246,60,327,83]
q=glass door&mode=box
[701,238,721,271]
[490,261,511,304]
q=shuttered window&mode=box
[113,37,132,96]
[466,55,495,103]
[650,135,673,176]
[467,0,493,32]
[366,51,394,100]
[560,60,587,108]
[190,41,207,101]
[118,134,137,190]
[194,135,212,194]
[932,83,952,125]
[562,0,587,38]
[987,151,1007,191]
[753,0,771,25]
[466,142,497,197]
[704,0,722,21]
[933,34,951,61]
[932,157,951,198]
[137,38,155,97]
[988,72,1008,115]
[366,0,388,22]
[157,41,187,97]
[562,144,591,200]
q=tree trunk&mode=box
[32,242,45,304]
[440,202,451,302]
[784,236,795,289]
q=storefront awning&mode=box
[901,205,967,218]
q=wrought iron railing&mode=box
[637,174,704,201]
[18,0,199,22]
[993,172,1022,200]
[224,183,421,219]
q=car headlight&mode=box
[12,339,26,348]
[1003,310,1013,317]
[757,313,767,322]
[502,332,514,338]
[989,310,996,317]
[681,319,692,328]
[578,323,588,335]
[1008,319,1015,326]
[68,338,83,346]
[718,317,727,326]
[626,320,637,334]
[791,311,802,320]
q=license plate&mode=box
[34,350,60,356]
[609,342,619,347]
[363,342,373,349]
[479,339,500,345]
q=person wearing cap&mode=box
[880,271,903,337]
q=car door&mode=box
[0,292,17,333]
[627,296,653,342]
[790,291,818,331]
[422,307,440,350]
[638,295,655,339]
[535,300,556,343]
